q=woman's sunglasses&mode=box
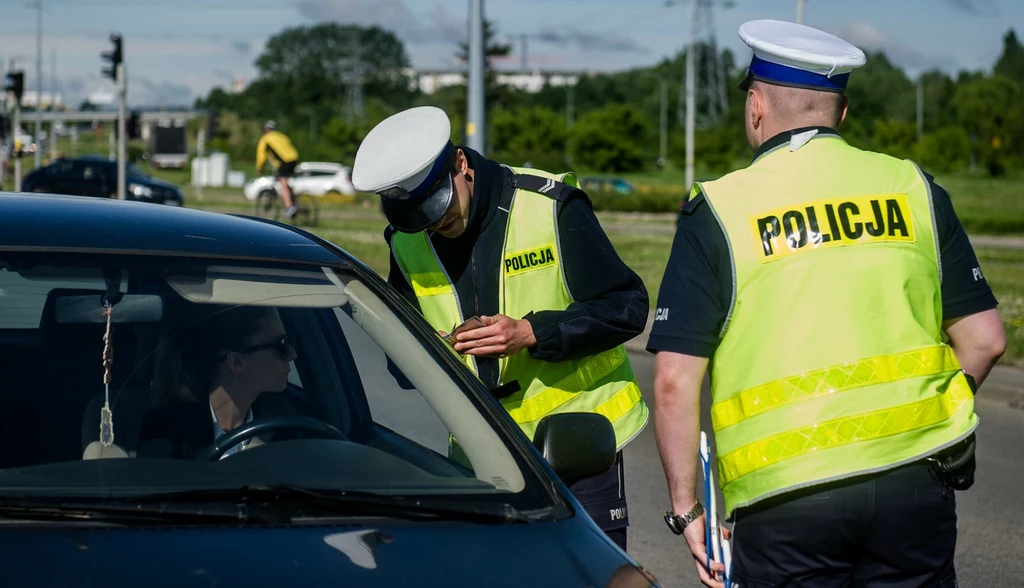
[222,335,291,361]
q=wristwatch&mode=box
[664,502,705,535]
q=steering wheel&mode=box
[198,416,348,462]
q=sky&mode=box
[0,0,1018,108]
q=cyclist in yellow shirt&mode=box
[255,121,300,219]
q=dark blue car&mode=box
[0,193,659,587]
[21,155,184,205]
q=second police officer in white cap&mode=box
[351,106,651,551]
[649,19,1005,586]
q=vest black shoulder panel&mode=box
[509,172,578,202]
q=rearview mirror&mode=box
[532,413,616,487]
[55,294,164,324]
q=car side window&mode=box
[333,307,452,457]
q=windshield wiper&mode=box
[129,484,531,525]
[0,498,258,526]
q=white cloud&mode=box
[829,21,958,74]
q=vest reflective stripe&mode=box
[409,272,453,297]
[501,346,627,423]
[719,376,974,483]
[701,136,978,515]
[391,167,648,452]
[711,345,961,431]
[390,231,476,374]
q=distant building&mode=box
[20,91,64,110]
[411,68,584,94]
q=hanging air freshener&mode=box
[99,300,115,447]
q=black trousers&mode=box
[730,463,958,588]
[570,451,629,551]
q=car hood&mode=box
[0,519,649,587]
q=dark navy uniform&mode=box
[386,146,649,548]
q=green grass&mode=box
[975,247,1024,366]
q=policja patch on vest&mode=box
[504,244,558,276]
[750,194,915,263]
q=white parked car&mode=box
[242,161,356,202]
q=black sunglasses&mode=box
[221,335,291,362]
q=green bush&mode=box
[913,127,971,174]
[570,105,650,172]
[587,189,683,213]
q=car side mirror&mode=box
[532,413,616,487]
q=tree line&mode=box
[196,22,1024,185]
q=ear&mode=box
[749,88,764,129]
[837,95,850,128]
[454,148,469,174]
[225,352,246,375]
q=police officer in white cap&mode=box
[352,106,651,551]
[649,20,1004,586]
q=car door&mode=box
[74,162,113,198]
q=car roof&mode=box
[298,161,346,171]
[0,193,351,266]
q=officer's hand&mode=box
[683,514,726,588]
[452,314,536,358]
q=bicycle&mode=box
[253,178,319,226]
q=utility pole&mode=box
[5,68,25,191]
[116,61,126,200]
[520,34,528,72]
[33,0,42,170]
[659,77,668,168]
[685,0,697,191]
[796,0,806,24]
[466,0,485,154]
[916,76,924,141]
[343,34,365,124]
[50,48,56,159]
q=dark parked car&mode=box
[21,155,184,205]
[0,193,659,587]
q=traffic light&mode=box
[0,115,9,141]
[101,33,123,81]
[127,111,140,139]
[206,109,220,138]
[3,70,24,102]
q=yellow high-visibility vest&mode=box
[391,168,649,451]
[700,134,977,515]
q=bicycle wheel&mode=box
[254,190,281,220]
[294,194,319,227]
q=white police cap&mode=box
[738,19,866,93]
[352,106,455,233]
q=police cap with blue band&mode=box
[737,20,866,93]
[352,106,456,233]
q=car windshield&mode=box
[0,253,555,514]
[126,164,149,181]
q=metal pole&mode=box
[796,0,806,24]
[70,124,77,157]
[13,100,22,192]
[659,78,668,168]
[566,84,574,129]
[685,0,696,191]
[50,48,56,160]
[466,0,486,154]
[116,62,126,200]
[917,76,924,141]
[34,0,42,170]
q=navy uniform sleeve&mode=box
[925,173,999,320]
[384,225,420,312]
[524,191,650,362]
[646,193,732,358]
